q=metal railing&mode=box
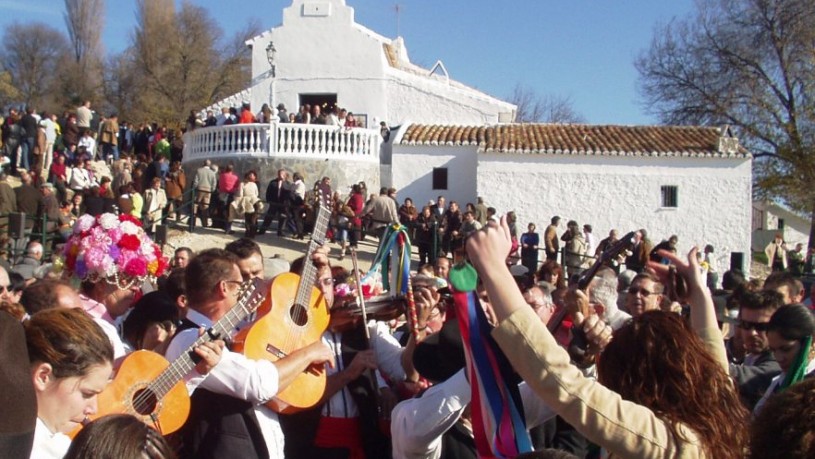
[182,122,382,163]
[1,212,61,263]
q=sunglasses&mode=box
[737,319,770,332]
[627,287,654,297]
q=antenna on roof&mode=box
[394,3,402,37]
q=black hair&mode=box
[768,304,815,341]
[224,237,262,260]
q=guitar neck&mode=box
[549,231,636,333]
[148,278,268,399]
[294,202,330,307]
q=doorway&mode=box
[299,93,338,114]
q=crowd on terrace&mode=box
[193,101,366,129]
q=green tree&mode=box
[636,0,815,249]
[0,71,21,109]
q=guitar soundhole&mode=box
[289,303,308,326]
[132,388,158,415]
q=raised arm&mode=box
[464,218,703,458]
[649,248,727,371]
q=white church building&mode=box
[183,0,753,271]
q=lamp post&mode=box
[266,41,276,111]
[266,41,276,78]
[265,41,277,152]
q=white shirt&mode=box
[584,232,598,256]
[327,113,341,127]
[390,370,556,459]
[292,179,306,201]
[68,167,92,191]
[321,321,405,418]
[164,308,285,457]
[39,119,57,143]
[78,136,96,156]
[30,418,71,459]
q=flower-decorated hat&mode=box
[58,213,169,289]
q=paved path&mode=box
[165,224,387,277]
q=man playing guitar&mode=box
[165,248,333,458]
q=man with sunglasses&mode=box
[728,290,783,410]
[625,272,664,317]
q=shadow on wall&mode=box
[183,157,381,200]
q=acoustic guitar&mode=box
[70,277,270,437]
[233,199,332,413]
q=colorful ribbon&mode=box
[450,264,532,458]
[362,224,420,337]
[364,223,412,297]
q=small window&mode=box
[661,186,678,208]
[432,168,448,190]
[778,218,785,230]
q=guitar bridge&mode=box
[266,344,287,359]
[265,344,322,376]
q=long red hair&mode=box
[597,311,748,458]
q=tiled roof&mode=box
[399,124,750,158]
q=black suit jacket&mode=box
[729,350,781,410]
[265,178,289,205]
[175,319,269,459]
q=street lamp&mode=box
[266,41,276,78]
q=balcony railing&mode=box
[182,122,381,163]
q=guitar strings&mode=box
[130,283,260,418]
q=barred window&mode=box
[433,168,448,190]
[661,185,678,208]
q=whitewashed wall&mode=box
[475,153,752,269]
[752,201,810,250]
[391,145,478,209]
[248,1,388,124]
[246,0,512,127]
[385,75,512,125]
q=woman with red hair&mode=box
[467,217,748,458]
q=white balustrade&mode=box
[183,122,381,163]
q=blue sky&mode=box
[0,0,695,125]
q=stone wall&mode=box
[184,155,380,201]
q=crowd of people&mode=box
[193,102,366,130]
[0,103,187,254]
[1,174,814,458]
[3,107,815,458]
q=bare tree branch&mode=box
[507,84,586,124]
[636,0,815,248]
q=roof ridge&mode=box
[399,123,749,158]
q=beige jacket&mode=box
[229,181,260,218]
[492,307,727,458]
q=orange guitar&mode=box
[70,277,270,438]
[233,199,332,413]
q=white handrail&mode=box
[182,122,381,163]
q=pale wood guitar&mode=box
[233,199,332,413]
[70,277,270,437]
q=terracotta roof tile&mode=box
[400,124,750,158]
